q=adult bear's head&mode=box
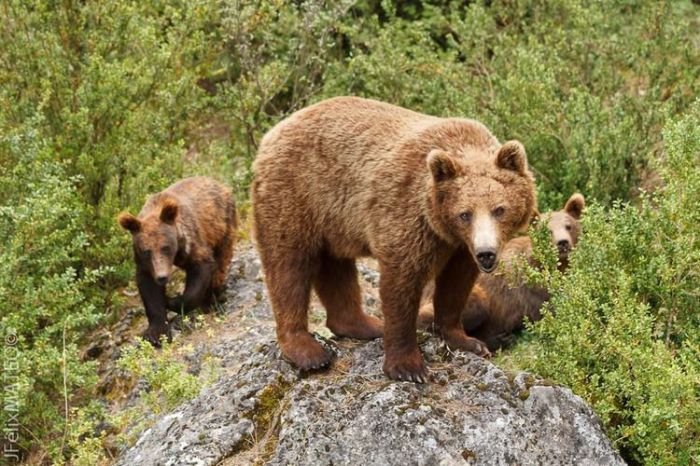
[427,140,537,273]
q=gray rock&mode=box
[117,343,297,466]
[115,244,625,466]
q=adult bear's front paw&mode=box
[383,348,428,383]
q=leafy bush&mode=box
[58,337,218,466]
[199,0,700,209]
[508,104,700,464]
[0,0,227,283]
[0,1,226,461]
[319,0,699,208]
[0,127,103,461]
[117,338,215,415]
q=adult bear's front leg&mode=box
[379,261,429,383]
[433,248,491,358]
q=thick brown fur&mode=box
[419,193,584,350]
[252,97,537,382]
[118,177,237,345]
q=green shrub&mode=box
[0,1,227,461]
[0,0,228,284]
[319,0,699,208]
[508,104,700,465]
[0,128,103,460]
[117,339,210,414]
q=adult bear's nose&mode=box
[156,275,169,286]
[557,239,571,252]
[476,250,497,273]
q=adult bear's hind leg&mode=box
[261,246,332,370]
[314,252,383,340]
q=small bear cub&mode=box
[118,177,237,345]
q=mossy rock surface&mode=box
[115,244,624,466]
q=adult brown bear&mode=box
[252,97,537,382]
[118,177,237,345]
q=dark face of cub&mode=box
[118,199,179,286]
[427,141,537,273]
[541,193,584,269]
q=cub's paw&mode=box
[141,324,171,348]
[279,332,334,371]
[383,350,428,383]
[211,285,227,302]
[443,329,491,358]
[485,333,515,352]
[416,303,436,331]
[167,296,184,312]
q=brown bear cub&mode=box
[252,97,537,382]
[118,177,237,345]
[419,193,585,350]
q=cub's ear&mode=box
[118,212,141,234]
[427,149,459,182]
[564,193,585,219]
[496,140,528,175]
[159,198,179,224]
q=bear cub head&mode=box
[427,141,536,273]
[118,198,180,286]
[539,193,585,269]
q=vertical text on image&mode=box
[4,329,20,463]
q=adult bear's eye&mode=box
[565,224,572,231]
[459,212,472,223]
[492,206,505,218]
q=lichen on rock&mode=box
[115,244,625,466]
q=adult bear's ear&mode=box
[160,198,179,224]
[427,149,459,182]
[564,193,585,219]
[496,140,527,175]
[118,212,141,233]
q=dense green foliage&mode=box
[508,103,700,465]
[0,1,698,464]
[1,1,223,461]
